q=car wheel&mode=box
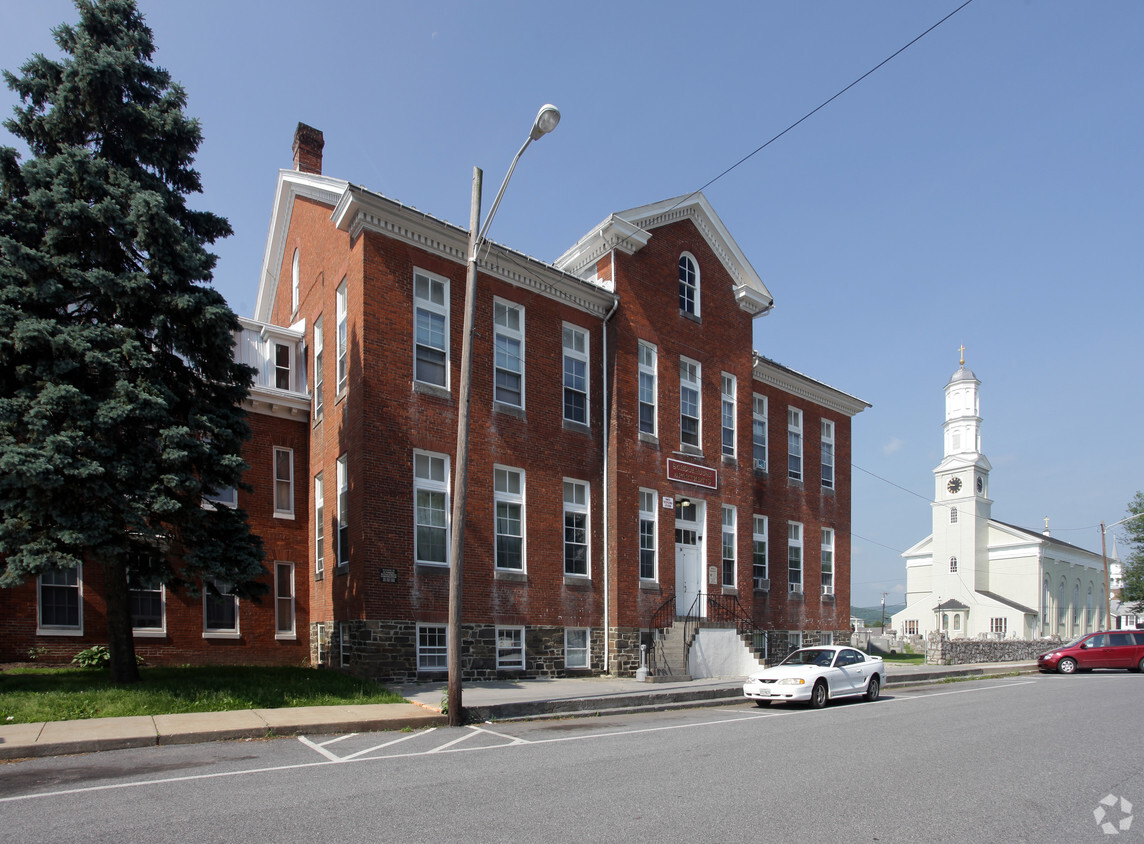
[810,680,828,709]
[754,699,772,708]
[1138,657,1144,673]
[864,675,880,702]
[1057,657,1077,674]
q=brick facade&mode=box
[0,124,867,677]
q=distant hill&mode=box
[850,604,905,626]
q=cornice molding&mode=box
[752,354,870,417]
[333,185,616,318]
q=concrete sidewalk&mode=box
[0,661,1036,760]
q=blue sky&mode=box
[3,1,1141,607]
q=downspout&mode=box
[601,253,619,674]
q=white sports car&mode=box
[743,646,884,708]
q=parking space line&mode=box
[339,727,438,762]
[297,736,344,762]
[427,729,482,753]
[467,724,532,745]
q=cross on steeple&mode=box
[958,344,966,366]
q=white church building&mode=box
[891,359,1106,641]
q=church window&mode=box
[950,507,957,524]
[953,615,960,631]
[1072,583,1080,634]
[949,556,957,573]
[1057,581,1067,630]
[990,617,1006,634]
[904,620,918,635]
[1086,585,1094,633]
[941,613,949,630]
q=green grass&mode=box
[879,652,925,664]
[0,665,406,725]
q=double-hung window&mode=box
[274,342,292,390]
[413,270,449,388]
[752,394,768,471]
[275,561,295,638]
[314,472,325,577]
[566,628,589,669]
[639,489,657,580]
[563,480,589,577]
[313,316,324,419]
[273,447,294,517]
[336,455,349,567]
[563,324,588,425]
[418,624,448,671]
[204,583,238,636]
[787,407,803,481]
[638,341,657,436]
[821,419,835,489]
[753,515,769,589]
[821,528,834,595]
[494,466,524,571]
[414,451,449,566]
[680,357,701,449]
[38,566,82,633]
[336,279,348,393]
[496,626,525,670]
[129,573,164,633]
[721,505,736,588]
[721,373,736,457]
[788,522,803,593]
[678,253,699,316]
[494,299,524,407]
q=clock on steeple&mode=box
[947,477,962,494]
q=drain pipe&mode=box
[601,255,619,674]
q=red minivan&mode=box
[1037,631,1144,674]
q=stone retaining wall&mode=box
[925,633,1061,665]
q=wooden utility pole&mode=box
[447,166,482,727]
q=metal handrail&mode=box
[645,591,767,677]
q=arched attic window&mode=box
[678,253,699,317]
[291,248,300,312]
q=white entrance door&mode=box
[675,500,704,618]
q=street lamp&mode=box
[447,104,561,726]
[1102,511,1144,631]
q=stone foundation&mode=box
[310,621,606,682]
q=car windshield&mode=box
[781,649,834,668]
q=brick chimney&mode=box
[292,123,324,175]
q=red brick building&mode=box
[0,124,867,678]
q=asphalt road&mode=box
[1,673,1140,843]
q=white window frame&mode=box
[950,556,958,573]
[639,488,657,581]
[313,315,324,420]
[129,559,165,636]
[413,269,450,389]
[417,623,448,671]
[414,450,450,567]
[753,515,769,589]
[314,472,325,577]
[678,252,700,317]
[788,521,803,593]
[494,466,525,571]
[563,479,590,577]
[562,323,589,425]
[638,341,657,437]
[203,584,239,638]
[336,278,348,393]
[336,454,349,567]
[752,394,768,472]
[904,620,919,636]
[821,419,835,490]
[273,446,294,518]
[273,341,293,391]
[496,626,525,670]
[721,373,736,458]
[493,298,524,408]
[821,528,834,595]
[721,505,737,588]
[680,357,701,449]
[275,561,296,639]
[788,407,803,481]
[565,627,590,669]
[37,565,83,635]
[990,617,1007,634]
